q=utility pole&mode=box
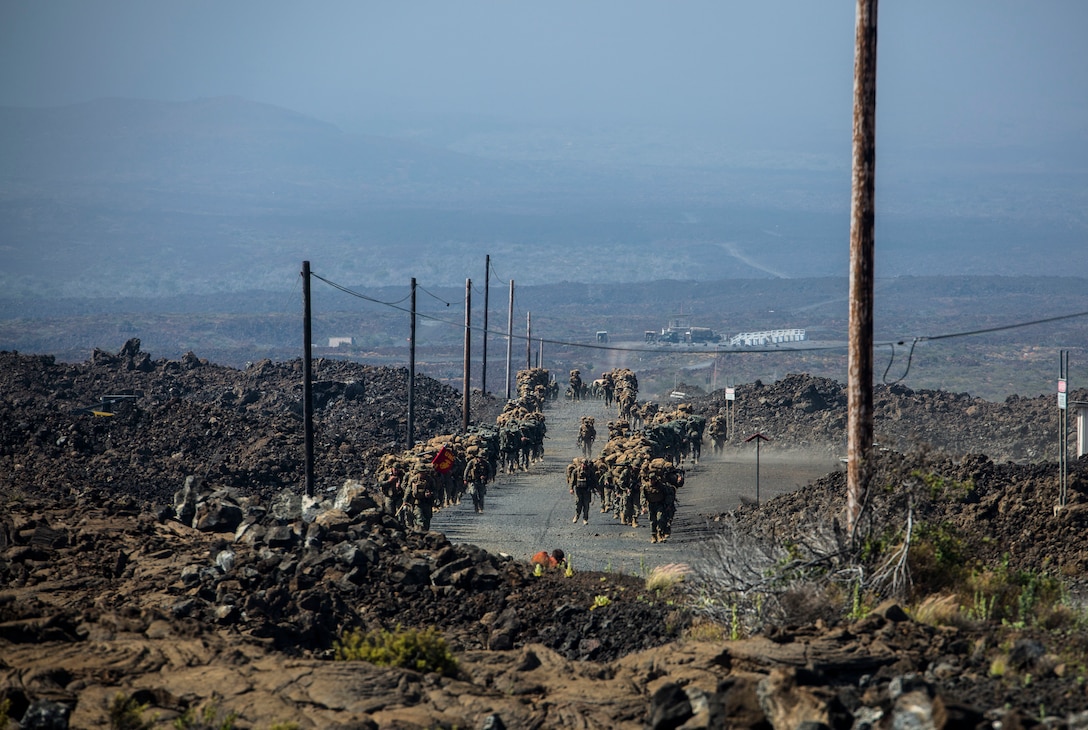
[408,277,416,448]
[1059,350,1069,507]
[526,311,532,370]
[505,280,514,400]
[463,278,471,433]
[482,255,490,395]
[301,260,315,498]
[847,0,879,537]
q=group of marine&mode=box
[567,367,715,543]
[374,367,552,532]
[371,365,731,545]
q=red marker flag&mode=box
[431,445,455,474]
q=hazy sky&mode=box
[2,0,1086,156]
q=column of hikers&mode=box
[373,367,552,532]
[565,396,705,544]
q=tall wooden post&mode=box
[301,260,315,497]
[482,255,490,395]
[505,280,514,400]
[463,278,471,433]
[526,312,532,370]
[847,0,879,536]
[408,277,416,448]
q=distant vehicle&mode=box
[686,327,721,343]
[650,313,722,344]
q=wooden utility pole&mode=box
[463,278,471,433]
[526,312,532,370]
[505,280,514,400]
[482,255,490,395]
[408,277,416,448]
[301,260,315,497]
[847,0,878,536]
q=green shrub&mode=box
[173,701,237,730]
[960,556,1072,628]
[108,693,154,730]
[908,521,969,593]
[683,618,727,642]
[334,625,458,677]
[911,470,975,502]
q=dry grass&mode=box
[645,563,691,593]
[683,618,728,643]
[910,593,973,629]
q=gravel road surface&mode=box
[432,398,840,573]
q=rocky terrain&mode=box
[2,342,1087,728]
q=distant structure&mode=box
[596,331,609,344]
[729,329,806,347]
[328,337,355,347]
[645,313,721,344]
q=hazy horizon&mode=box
[1,1,1087,297]
[3,2,1085,160]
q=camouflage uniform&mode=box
[642,458,684,543]
[616,460,640,528]
[463,450,492,513]
[569,369,583,400]
[708,413,728,454]
[578,416,596,458]
[567,457,596,524]
[601,373,615,406]
[377,458,405,518]
[407,463,438,532]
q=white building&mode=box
[729,329,806,347]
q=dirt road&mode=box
[432,397,840,573]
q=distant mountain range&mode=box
[1,97,1085,298]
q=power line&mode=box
[904,309,1088,343]
[309,271,1088,358]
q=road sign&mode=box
[725,387,736,401]
[1059,379,1067,410]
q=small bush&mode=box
[965,564,1066,627]
[684,618,727,642]
[108,693,154,730]
[335,625,458,677]
[173,701,237,729]
[908,521,969,593]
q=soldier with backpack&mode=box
[578,415,596,458]
[569,369,583,400]
[463,446,493,513]
[376,454,406,518]
[407,461,438,532]
[642,457,684,543]
[566,457,596,524]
